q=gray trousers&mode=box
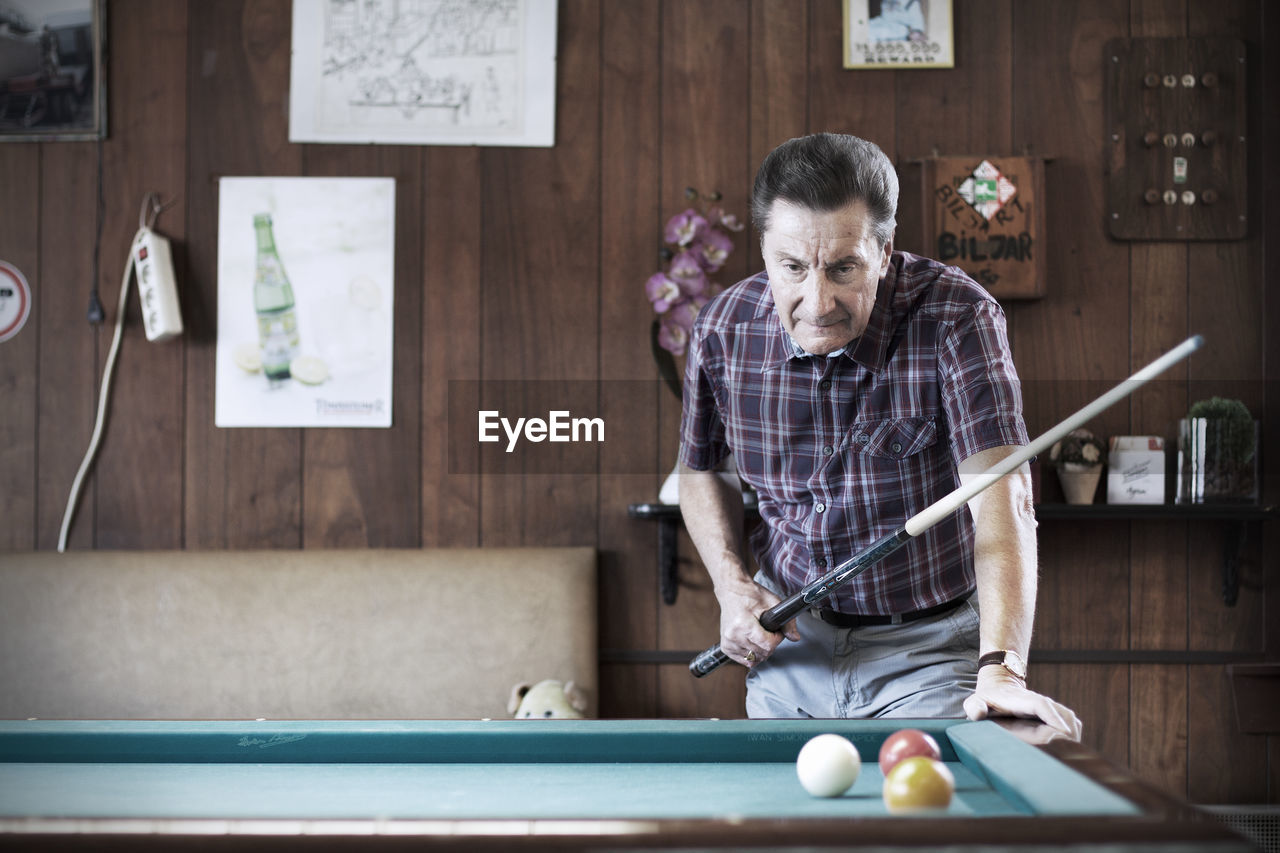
[745,576,981,719]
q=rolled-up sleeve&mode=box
[678,319,730,472]
[939,297,1029,466]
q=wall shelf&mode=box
[627,501,1277,607]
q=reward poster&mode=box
[215,177,395,428]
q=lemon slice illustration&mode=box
[290,355,329,385]
[233,342,262,373]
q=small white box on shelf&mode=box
[1107,436,1166,504]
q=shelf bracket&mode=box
[658,517,679,605]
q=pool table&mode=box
[0,718,1250,851]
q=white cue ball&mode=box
[795,734,862,797]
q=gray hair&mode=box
[751,133,899,246]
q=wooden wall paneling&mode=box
[896,0,1013,159]
[91,0,188,550]
[1188,664,1268,803]
[478,0,601,549]
[1184,268,1264,652]
[1129,0,1188,34]
[1271,738,1280,805]
[1185,0,1266,654]
[298,146,422,548]
[421,147,482,548]
[597,0,663,717]
[1009,3,1133,758]
[183,0,303,548]
[1177,245,1269,799]
[35,144,100,550]
[1007,0,1130,387]
[1036,663,1131,767]
[1125,0,1190,802]
[746,0,809,269]
[0,145,39,551]
[1262,0,1278,803]
[1260,0,1280,725]
[1130,665,1190,799]
[1009,4,1131,697]
[892,0,1013,256]
[656,0,752,718]
[806,0,896,153]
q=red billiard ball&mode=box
[878,728,942,776]
[882,755,955,814]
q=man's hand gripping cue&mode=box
[714,576,800,668]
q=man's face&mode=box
[762,199,892,356]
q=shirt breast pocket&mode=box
[847,417,939,461]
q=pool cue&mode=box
[689,334,1205,678]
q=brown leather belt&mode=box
[817,590,972,629]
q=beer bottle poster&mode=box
[921,156,1046,300]
[215,177,395,427]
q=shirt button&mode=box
[891,441,903,453]
[822,445,833,456]
[820,379,832,391]
[858,433,869,444]
[815,502,826,513]
[816,557,828,568]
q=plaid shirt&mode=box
[679,251,1028,616]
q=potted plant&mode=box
[1048,428,1107,504]
[1177,397,1259,503]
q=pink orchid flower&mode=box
[698,230,734,273]
[645,272,683,313]
[706,206,746,232]
[665,208,708,247]
[657,316,689,354]
[666,296,706,332]
[668,250,709,294]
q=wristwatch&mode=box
[978,649,1027,681]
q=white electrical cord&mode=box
[56,228,142,552]
[57,194,167,552]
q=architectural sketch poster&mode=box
[288,0,557,147]
[215,177,396,428]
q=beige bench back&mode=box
[0,548,596,720]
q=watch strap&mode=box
[978,650,1027,680]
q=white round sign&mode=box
[0,261,32,344]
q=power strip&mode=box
[132,227,183,341]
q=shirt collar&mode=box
[762,273,894,373]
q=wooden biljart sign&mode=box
[922,156,1046,299]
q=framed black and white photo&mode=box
[844,0,954,69]
[0,0,105,141]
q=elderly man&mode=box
[678,133,1080,738]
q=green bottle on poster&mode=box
[252,213,300,387]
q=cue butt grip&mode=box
[689,600,799,677]
[689,644,731,678]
